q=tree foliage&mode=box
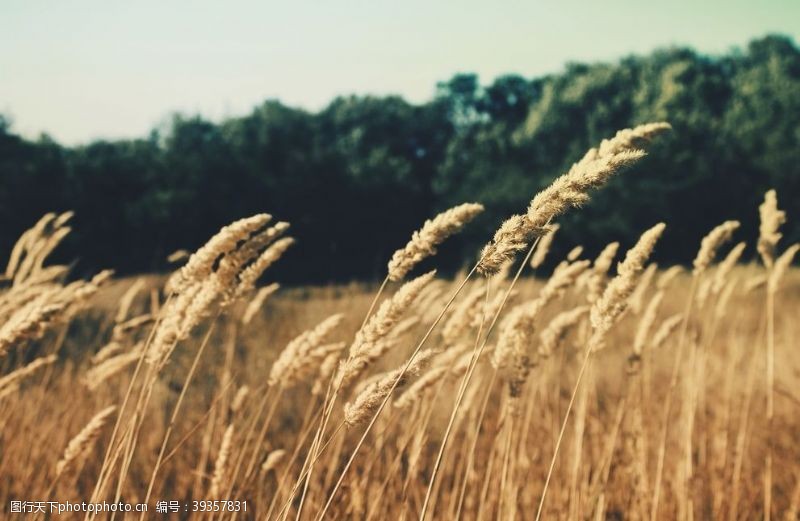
[1,35,798,282]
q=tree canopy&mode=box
[1,35,798,282]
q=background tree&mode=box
[0,35,797,282]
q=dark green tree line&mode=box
[1,35,798,282]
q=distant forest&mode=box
[1,34,798,283]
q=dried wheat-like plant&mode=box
[478,123,671,275]
[757,190,785,268]
[693,220,740,275]
[55,406,117,477]
[590,223,666,348]
[388,203,483,281]
[529,223,560,269]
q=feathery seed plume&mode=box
[388,203,483,281]
[394,366,449,409]
[714,280,738,319]
[5,213,56,279]
[538,306,588,358]
[0,295,69,356]
[493,260,590,395]
[215,222,290,296]
[168,214,271,294]
[236,237,295,295]
[261,449,286,474]
[344,349,436,426]
[148,215,291,367]
[116,278,146,323]
[757,190,785,268]
[336,271,434,388]
[84,349,143,391]
[629,263,658,314]
[587,242,620,303]
[56,406,117,477]
[652,314,683,349]
[479,122,670,275]
[268,314,345,388]
[441,285,485,345]
[529,224,560,269]
[657,265,683,290]
[744,275,767,294]
[768,244,799,294]
[566,246,584,261]
[477,215,535,276]
[712,242,746,294]
[242,283,279,325]
[693,221,740,275]
[231,385,250,413]
[590,223,666,349]
[633,291,664,356]
[209,425,234,497]
[0,354,56,394]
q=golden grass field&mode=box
[1,123,799,520]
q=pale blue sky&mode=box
[2,0,798,144]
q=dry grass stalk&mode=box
[566,246,584,261]
[590,223,666,349]
[387,203,484,281]
[148,218,292,367]
[336,271,434,388]
[0,354,56,394]
[241,283,279,325]
[693,220,740,275]
[312,352,341,396]
[587,242,620,303]
[493,260,590,396]
[757,190,785,268]
[629,262,658,313]
[4,213,56,279]
[268,314,345,387]
[712,242,747,294]
[538,305,588,357]
[441,285,485,345]
[478,123,671,275]
[634,291,664,356]
[529,224,560,269]
[343,349,436,426]
[116,278,146,323]
[236,236,295,295]
[657,265,683,289]
[209,424,234,497]
[91,341,124,365]
[394,366,449,409]
[261,449,286,474]
[84,347,143,390]
[652,313,683,349]
[768,244,799,294]
[475,289,519,329]
[56,406,117,477]
[230,385,250,413]
[168,213,272,294]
